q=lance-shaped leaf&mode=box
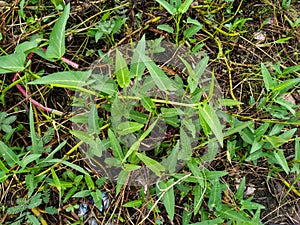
[0,141,19,167]
[198,103,223,147]
[115,49,130,88]
[46,3,70,59]
[136,152,165,177]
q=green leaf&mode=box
[0,52,26,73]
[235,177,245,201]
[130,35,146,79]
[208,179,222,211]
[216,205,251,223]
[72,190,92,198]
[123,200,143,208]
[282,65,300,75]
[194,56,209,82]
[85,174,95,190]
[51,0,65,10]
[115,49,130,88]
[178,0,193,14]
[178,128,193,161]
[183,24,202,38]
[29,103,39,154]
[193,184,204,215]
[19,154,41,168]
[161,108,180,118]
[26,213,40,224]
[117,122,144,135]
[108,129,124,161]
[46,3,70,59]
[198,104,223,147]
[272,78,300,93]
[0,142,19,168]
[261,63,274,91]
[50,168,61,192]
[218,99,244,106]
[159,179,175,220]
[274,149,290,173]
[142,56,177,92]
[135,152,165,177]
[29,70,92,87]
[161,141,179,173]
[88,104,100,134]
[141,96,156,112]
[157,0,176,15]
[157,24,174,33]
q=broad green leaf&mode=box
[135,152,165,177]
[218,99,244,106]
[274,149,290,173]
[194,56,209,82]
[0,141,18,167]
[72,190,92,198]
[116,169,130,195]
[0,52,26,73]
[198,104,223,147]
[186,17,201,25]
[129,111,148,124]
[216,205,251,223]
[85,174,95,190]
[183,24,202,38]
[29,70,92,87]
[108,129,124,160]
[130,35,146,79]
[261,63,274,91]
[123,200,143,208]
[15,39,40,54]
[157,24,174,33]
[263,135,288,148]
[46,4,70,58]
[19,154,41,168]
[178,0,193,14]
[159,179,175,220]
[88,104,100,134]
[275,97,296,115]
[142,55,177,92]
[255,122,270,139]
[91,75,117,96]
[50,168,61,192]
[115,49,130,88]
[117,122,144,135]
[208,179,222,211]
[141,96,156,112]
[161,141,179,173]
[139,117,159,140]
[122,140,140,163]
[235,177,245,201]
[157,0,176,15]
[187,158,204,186]
[182,118,196,138]
[26,213,40,225]
[272,78,300,93]
[282,65,300,75]
[51,0,65,10]
[178,128,193,161]
[161,108,180,117]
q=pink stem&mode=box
[13,47,79,116]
